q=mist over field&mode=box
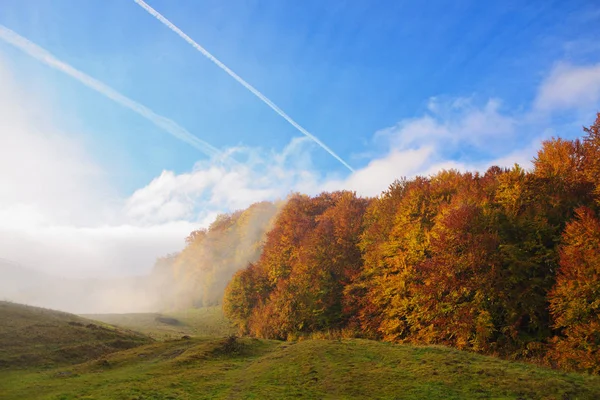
[0,259,158,313]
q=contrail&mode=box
[133,0,354,172]
[0,25,221,158]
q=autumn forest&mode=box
[152,113,600,374]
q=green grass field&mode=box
[0,301,151,369]
[83,307,236,340]
[2,301,600,399]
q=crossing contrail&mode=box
[0,25,222,158]
[133,0,354,172]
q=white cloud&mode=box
[123,96,537,216]
[0,58,196,278]
[535,63,600,111]
[322,97,521,196]
[322,147,435,196]
[124,139,324,225]
[378,97,516,158]
[0,62,114,227]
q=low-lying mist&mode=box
[151,200,282,310]
[0,259,162,313]
[0,200,282,315]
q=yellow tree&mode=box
[549,207,600,373]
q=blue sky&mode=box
[1,0,600,277]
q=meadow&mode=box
[2,301,600,399]
[84,307,236,340]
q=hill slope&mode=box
[83,307,236,339]
[2,336,600,399]
[0,301,151,368]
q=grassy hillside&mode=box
[3,302,600,399]
[83,306,236,339]
[0,301,151,369]
[2,336,600,399]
